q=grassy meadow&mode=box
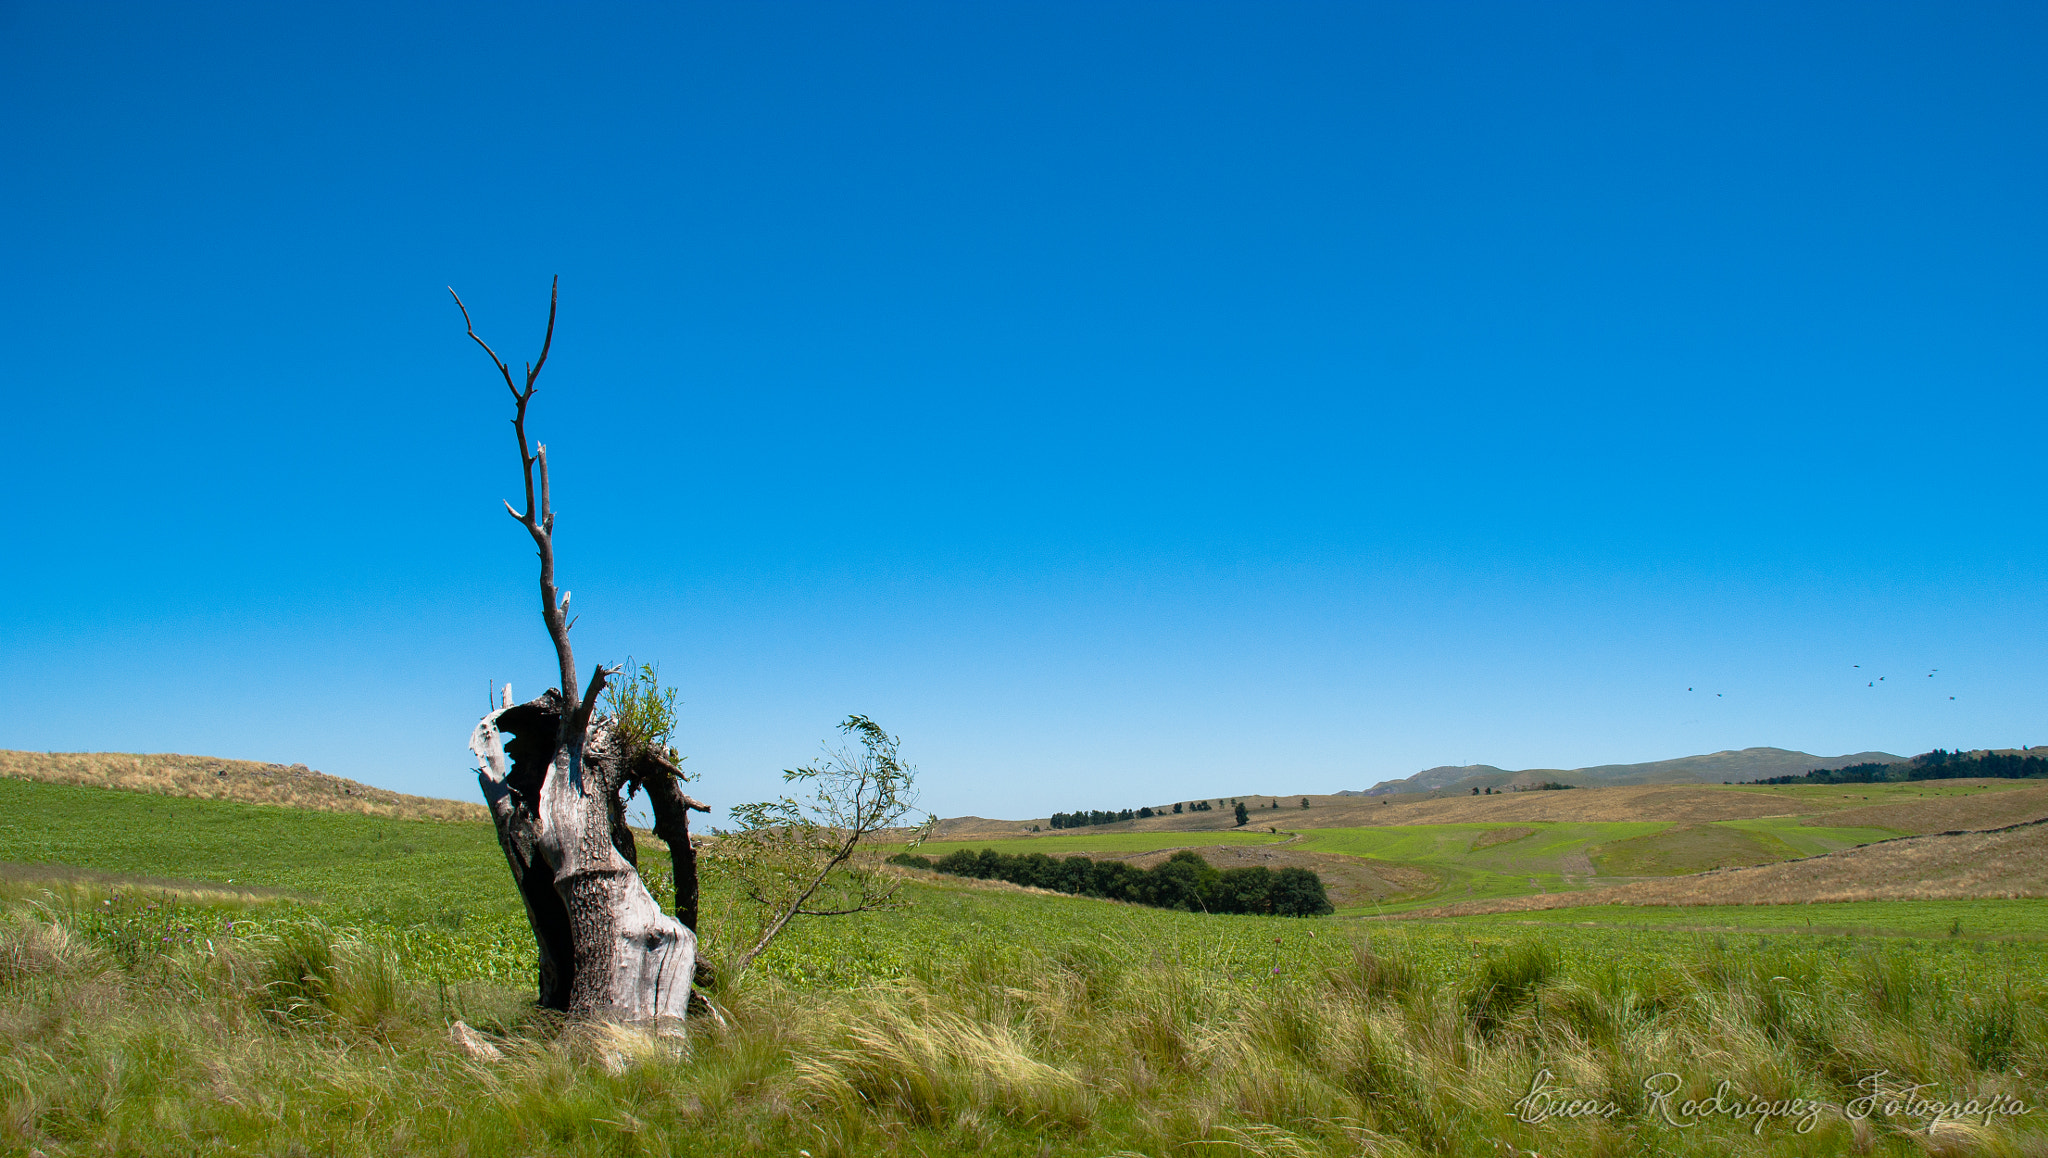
[2,773,2046,1155]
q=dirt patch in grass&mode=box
[1589,824,1799,877]
[0,861,306,906]
[0,751,485,823]
[1403,818,2048,916]
[1800,783,2048,835]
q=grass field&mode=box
[1404,898,2048,940]
[4,775,2047,1154]
[1291,822,1668,910]
[1720,816,1908,857]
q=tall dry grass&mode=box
[0,898,2042,1156]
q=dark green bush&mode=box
[920,848,1331,918]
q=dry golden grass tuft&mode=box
[1407,818,2048,916]
[0,750,486,823]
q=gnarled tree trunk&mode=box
[454,280,698,1031]
[471,692,696,1028]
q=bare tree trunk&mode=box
[456,281,696,1031]
[637,752,708,933]
[472,696,697,1028]
[635,752,717,992]
[473,692,575,1009]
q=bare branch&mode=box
[448,287,519,400]
[537,445,554,532]
[454,280,579,713]
[573,662,621,737]
[527,276,558,388]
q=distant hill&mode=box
[1354,747,1904,797]
[0,750,486,823]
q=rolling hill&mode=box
[0,750,486,823]
[1355,746,1903,796]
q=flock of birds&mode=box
[1685,667,1954,700]
[1850,664,1953,699]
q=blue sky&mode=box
[4,2,2043,822]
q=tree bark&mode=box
[472,694,697,1030]
[456,281,696,1029]
[636,751,708,934]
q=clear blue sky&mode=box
[4,2,2043,822]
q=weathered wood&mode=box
[457,281,697,1030]
[470,694,574,1009]
[637,751,709,933]
[472,694,696,1028]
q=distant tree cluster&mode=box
[1049,807,1154,829]
[889,848,1333,916]
[1747,749,2048,786]
[1053,799,1247,825]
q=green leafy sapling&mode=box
[715,715,935,976]
[602,660,683,767]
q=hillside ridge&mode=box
[1357,746,1905,796]
[0,750,486,823]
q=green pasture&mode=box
[8,776,2048,1156]
[1717,815,1906,856]
[5,775,2045,992]
[1290,821,1668,909]
[1406,898,2048,941]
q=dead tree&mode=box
[455,280,699,1030]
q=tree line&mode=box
[1048,797,1312,829]
[888,848,1334,916]
[1746,748,2048,786]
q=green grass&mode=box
[8,878,2048,1156]
[6,777,2048,1155]
[0,776,504,919]
[1290,822,1669,910]
[1588,822,1801,876]
[1718,816,1907,857]
[1401,898,2048,939]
